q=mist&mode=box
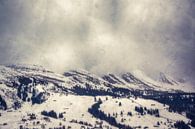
[0,0,194,84]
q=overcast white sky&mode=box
[0,0,194,84]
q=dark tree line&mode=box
[174,121,190,129]
[88,101,132,129]
[41,110,58,119]
[135,106,159,117]
[70,84,132,97]
[41,110,64,119]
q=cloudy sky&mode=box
[0,0,194,84]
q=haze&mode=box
[0,0,194,84]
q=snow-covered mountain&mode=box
[0,64,195,129]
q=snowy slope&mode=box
[100,97,191,129]
[0,94,116,129]
[102,69,195,92]
[0,64,194,93]
[0,64,195,129]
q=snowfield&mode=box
[0,93,116,129]
[1,94,193,129]
[100,97,190,129]
[0,64,195,129]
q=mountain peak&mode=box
[159,72,178,85]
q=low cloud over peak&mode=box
[0,0,194,84]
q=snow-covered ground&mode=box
[100,97,191,129]
[0,64,195,129]
[1,93,193,129]
[0,93,116,129]
[0,64,194,92]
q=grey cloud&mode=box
[0,0,194,85]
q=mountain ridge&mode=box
[0,64,195,129]
[0,64,194,93]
